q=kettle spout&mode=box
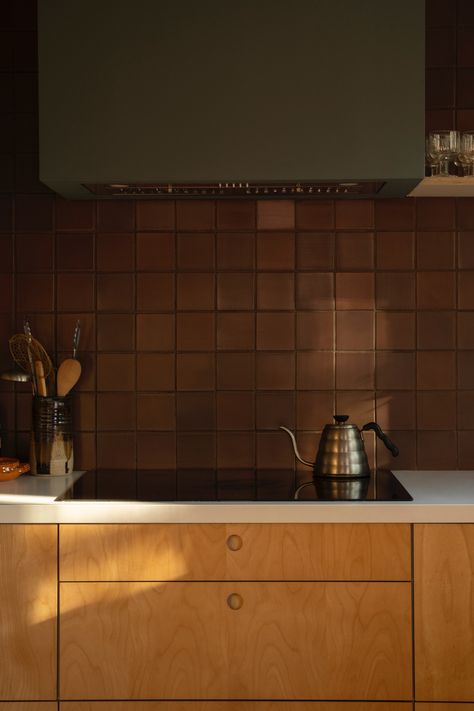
[279,426,314,467]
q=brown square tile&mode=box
[136,314,174,351]
[296,232,334,270]
[417,351,456,390]
[375,273,415,310]
[376,232,415,270]
[0,274,12,315]
[97,393,135,431]
[137,273,174,311]
[256,431,295,468]
[137,353,174,391]
[458,351,474,389]
[97,274,134,312]
[458,312,474,349]
[177,233,215,270]
[426,67,455,108]
[217,391,255,430]
[426,26,455,66]
[458,68,474,108]
[177,432,216,467]
[97,314,134,351]
[57,313,95,352]
[136,233,175,271]
[257,200,295,230]
[217,200,256,230]
[296,391,334,430]
[15,195,53,231]
[96,233,135,271]
[72,392,96,431]
[427,109,454,135]
[458,0,474,24]
[459,271,474,309]
[0,234,12,271]
[374,199,415,230]
[336,311,374,350]
[176,201,215,230]
[417,391,456,429]
[57,273,94,312]
[335,200,374,230]
[458,232,474,268]
[458,431,474,469]
[217,353,255,390]
[296,312,334,350]
[137,393,175,430]
[16,273,53,312]
[73,433,96,470]
[336,352,374,390]
[376,430,416,470]
[177,392,215,430]
[257,232,295,270]
[56,233,94,271]
[336,391,375,426]
[177,312,215,351]
[97,201,134,232]
[217,432,255,468]
[55,199,95,231]
[136,200,175,230]
[417,231,455,269]
[0,195,13,231]
[335,273,374,310]
[256,352,295,390]
[217,233,255,270]
[297,351,334,390]
[218,273,255,310]
[256,273,300,312]
[456,110,474,131]
[335,232,374,270]
[416,198,456,230]
[417,271,455,309]
[97,354,135,391]
[256,312,295,350]
[137,432,176,468]
[457,199,474,230]
[417,311,455,349]
[256,392,295,430]
[376,352,415,390]
[16,234,53,271]
[97,432,136,468]
[376,312,415,350]
[217,312,254,350]
[17,313,54,354]
[295,200,334,230]
[296,272,333,310]
[457,391,474,430]
[417,430,457,469]
[177,353,215,390]
[178,273,215,310]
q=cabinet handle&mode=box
[226,534,243,551]
[227,593,243,610]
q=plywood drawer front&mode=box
[0,524,57,701]
[415,524,474,701]
[60,523,410,581]
[416,706,474,710]
[0,705,57,711]
[60,702,412,710]
[60,581,412,700]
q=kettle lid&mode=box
[333,415,349,425]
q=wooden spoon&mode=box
[57,358,81,397]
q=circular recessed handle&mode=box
[226,534,243,551]
[227,593,243,610]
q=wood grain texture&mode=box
[0,705,57,710]
[0,524,57,700]
[415,524,474,701]
[416,705,474,710]
[60,581,412,700]
[59,523,410,581]
[61,702,411,710]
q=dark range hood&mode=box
[38,0,425,200]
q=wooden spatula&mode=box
[57,358,81,397]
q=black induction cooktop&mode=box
[58,469,412,502]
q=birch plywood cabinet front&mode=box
[58,523,412,701]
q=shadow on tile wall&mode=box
[1,0,474,471]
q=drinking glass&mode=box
[458,131,474,176]
[425,137,441,176]
[428,130,460,176]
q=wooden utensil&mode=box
[57,358,81,396]
[34,360,48,397]
[9,334,53,379]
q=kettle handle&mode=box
[362,422,399,457]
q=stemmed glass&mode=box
[428,130,460,176]
[458,131,474,176]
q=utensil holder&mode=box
[30,395,74,476]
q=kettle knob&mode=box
[334,415,349,424]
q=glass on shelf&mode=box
[457,131,474,176]
[427,130,460,176]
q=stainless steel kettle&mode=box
[281,415,399,478]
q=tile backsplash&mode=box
[1,0,474,471]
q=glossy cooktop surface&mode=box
[59,469,412,502]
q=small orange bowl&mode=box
[0,457,30,481]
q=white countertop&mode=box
[0,470,474,523]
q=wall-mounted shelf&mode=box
[409,176,474,197]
